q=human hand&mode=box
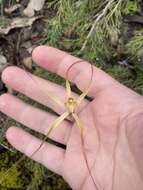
[0,46,143,190]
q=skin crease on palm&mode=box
[0,46,143,190]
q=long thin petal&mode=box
[76,64,93,107]
[30,111,69,158]
[72,113,100,190]
[66,79,72,98]
[72,113,84,135]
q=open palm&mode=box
[0,46,143,190]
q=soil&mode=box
[0,0,51,127]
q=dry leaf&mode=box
[0,55,8,71]
[22,57,33,70]
[23,0,46,17]
[27,0,46,11]
[4,4,21,14]
[0,16,41,35]
[23,7,35,18]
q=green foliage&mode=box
[0,167,23,189]
[122,0,141,15]
[106,64,133,86]
[0,152,23,189]
[44,0,123,65]
[106,63,143,95]
[0,118,16,152]
[26,161,46,190]
[132,64,143,94]
[126,29,143,63]
[0,17,9,28]
[83,0,123,64]
[44,0,142,65]
[0,0,3,5]
[103,63,143,98]
[0,0,17,6]
[44,0,94,49]
[42,175,70,190]
[0,150,69,190]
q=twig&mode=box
[80,0,117,52]
[107,0,123,21]
[0,142,15,153]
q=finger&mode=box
[0,93,71,144]
[2,66,88,115]
[6,127,64,174]
[32,46,117,97]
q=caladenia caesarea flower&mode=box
[30,59,94,155]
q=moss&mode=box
[0,167,23,189]
[0,152,23,189]
[26,160,46,190]
[42,174,70,190]
[0,117,70,190]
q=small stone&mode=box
[22,57,33,69]
[0,55,8,72]
[23,7,35,17]
[23,0,46,17]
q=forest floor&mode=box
[0,0,143,189]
